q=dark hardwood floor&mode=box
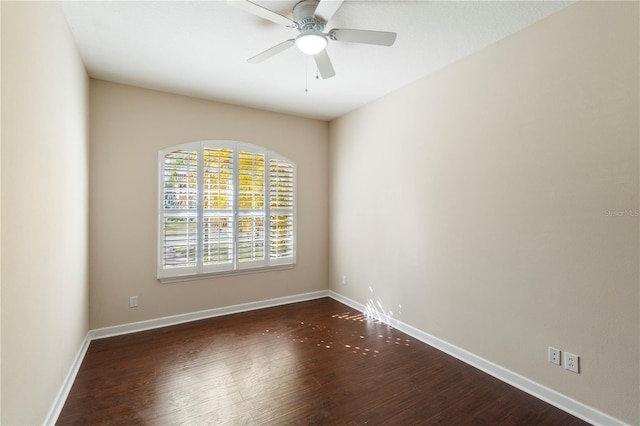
[57,298,590,425]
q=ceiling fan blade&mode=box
[228,0,296,28]
[248,39,295,64]
[313,0,344,22]
[329,29,397,46]
[313,49,336,79]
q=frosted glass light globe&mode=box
[295,33,328,55]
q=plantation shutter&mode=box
[237,151,266,268]
[202,147,234,271]
[159,141,295,281]
[161,149,198,273]
[269,157,295,263]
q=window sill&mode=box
[159,264,295,284]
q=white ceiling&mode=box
[61,0,573,121]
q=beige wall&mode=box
[329,1,639,424]
[89,80,329,329]
[1,2,90,424]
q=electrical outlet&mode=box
[342,275,347,285]
[548,347,561,365]
[129,296,138,308]
[564,352,579,373]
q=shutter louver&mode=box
[270,214,293,258]
[238,151,265,263]
[238,216,265,262]
[270,159,294,209]
[238,151,265,210]
[203,148,234,266]
[163,150,197,209]
[269,159,294,260]
[162,217,197,268]
[162,150,198,269]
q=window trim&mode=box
[157,140,296,283]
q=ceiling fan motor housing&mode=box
[294,0,326,34]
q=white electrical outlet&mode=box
[129,296,138,308]
[342,275,347,285]
[548,347,561,365]
[564,352,579,373]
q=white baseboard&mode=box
[90,290,330,340]
[43,332,92,426]
[328,290,627,426]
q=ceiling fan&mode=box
[228,0,397,79]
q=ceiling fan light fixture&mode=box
[295,33,327,55]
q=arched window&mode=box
[158,140,296,282]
